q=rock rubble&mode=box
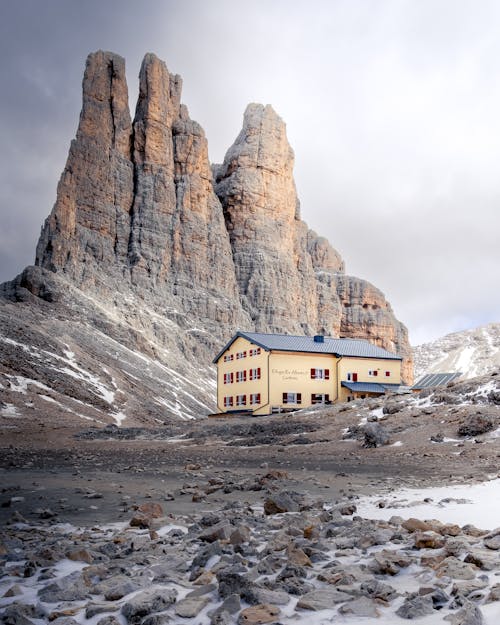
[1,480,498,624]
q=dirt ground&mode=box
[1,395,498,527]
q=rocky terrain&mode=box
[0,372,499,624]
[1,50,412,428]
[414,323,500,381]
[1,49,498,623]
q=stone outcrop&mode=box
[1,50,413,425]
[36,51,134,281]
[35,50,247,354]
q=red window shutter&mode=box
[243,370,247,381]
[230,372,234,383]
[325,369,330,380]
[282,392,287,404]
[353,373,358,382]
[311,368,316,379]
[257,367,261,379]
[386,371,390,377]
[243,351,246,358]
[297,393,302,404]
[243,394,246,405]
[257,393,261,403]
[374,370,378,376]
[249,369,253,380]
[325,394,330,402]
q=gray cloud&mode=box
[0,0,498,345]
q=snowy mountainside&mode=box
[413,322,500,379]
[0,273,216,429]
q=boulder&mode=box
[458,415,495,437]
[263,493,300,515]
[444,600,484,625]
[237,604,280,625]
[363,422,390,448]
[174,595,210,618]
[121,588,177,624]
[395,596,434,619]
[338,596,380,617]
[483,527,500,550]
[38,571,89,602]
[297,588,353,610]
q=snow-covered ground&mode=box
[359,477,500,530]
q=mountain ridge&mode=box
[413,322,500,380]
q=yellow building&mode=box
[213,331,402,415]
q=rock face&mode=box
[35,51,244,337]
[0,50,413,425]
[214,102,412,382]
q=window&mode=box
[311,368,330,380]
[236,370,247,383]
[224,396,233,407]
[311,393,330,404]
[249,367,261,380]
[385,371,391,377]
[249,347,261,357]
[236,351,247,359]
[346,372,358,382]
[236,394,246,406]
[368,370,378,377]
[282,392,302,405]
[223,354,233,362]
[250,393,261,405]
[223,372,234,385]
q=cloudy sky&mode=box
[0,0,498,345]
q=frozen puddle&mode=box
[358,478,500,529]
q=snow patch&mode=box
[6,376,51,395]
[0,403,21,418]
[359,478,500,529]
[111,411,126,426]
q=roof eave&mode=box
[212,331,271,364]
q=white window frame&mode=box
[236,394,246,406]
[283,392,301,404]
[250,393,261,405]
[311,393,329,404]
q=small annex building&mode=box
[213,331,402,416]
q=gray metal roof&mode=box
[411,372,462,390]
[213,331,402,363]
[341,381,401,393]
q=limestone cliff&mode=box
[35,51,247,352]
[1,50,412,427]
[215,103,412,382]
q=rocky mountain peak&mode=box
[1,51,414,427]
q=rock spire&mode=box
[9,49,412,421]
